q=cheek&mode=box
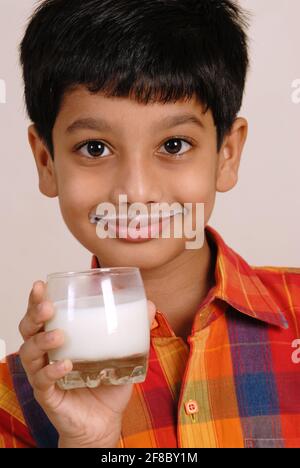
[55,160,103,214]
[55,167,102,234]
[174,159,217,226]
[58,179,90,219]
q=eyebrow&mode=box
[66,113,204,134]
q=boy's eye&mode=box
[160,138,193,157]
[76,140,111,159]
[75,137,193,159]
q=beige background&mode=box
[0,0,299,355]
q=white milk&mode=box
[45,290,149,362]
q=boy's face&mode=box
[29,85,247,269]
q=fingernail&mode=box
[45,330,58,342]
[57,360,71,372]
[64,359,72,371]
[33,281,41,292]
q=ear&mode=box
[28,124,58,198]
[216,117,248,193]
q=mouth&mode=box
[89,207,188,243]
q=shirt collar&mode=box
[205,225,288,329]
[91,224,288,330]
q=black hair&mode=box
[19,0,250,158]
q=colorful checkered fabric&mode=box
[1,225,300,448]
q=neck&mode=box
[140,231,216,342]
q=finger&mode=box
[19,329,65,375]
[19,281,47,340]
[147,300,157,327]
[28,281,46,308]
[19,300,55,341]
[32,359,73,398]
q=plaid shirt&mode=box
[1,225,300,448]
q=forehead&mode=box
[55,84,214,131]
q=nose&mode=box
[110,155,163,206]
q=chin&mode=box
[93,238,185,270]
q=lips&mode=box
[90,214,164,224]
[113,215,172,241]
[89,211,182,225]
[89,207,188,242]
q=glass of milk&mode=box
[45,268,150,390]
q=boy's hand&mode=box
[19,281,156,448]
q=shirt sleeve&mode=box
[0,361,36,448]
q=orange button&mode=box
[184,400,199,415]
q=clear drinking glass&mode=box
[44,267,150,390]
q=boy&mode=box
[1,0,300,448]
